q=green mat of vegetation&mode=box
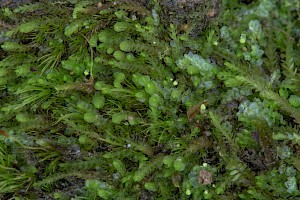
[0,0,300,199]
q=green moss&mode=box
[0,0,300,199]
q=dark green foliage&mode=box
[0,0,300,199]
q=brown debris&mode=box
[187,105,200,121]
[198,169,213,185]
[0,130,9,138]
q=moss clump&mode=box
[0,0,300,199]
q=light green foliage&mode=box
[144,182,157,192]
[176,52,216,77]
[149,94,163,108]
[289,95,300,107]
[64,20,84,36]
[254,0,276,18]
[15,64,31,77]
[83,112,100,123]
[173,157,186,171]
[145,81,159,95]
[119,40,133,52]
[111,111,128,124]
[237,98,284,126]
[83,179,120,199]
[113,72,125,88]
[92,94,105,109]
[135,91,148,103]
[18,21,39,33]
[113,50,125,61]
[0,139,36,194]
[61,55,85,75]
[1,41,29,52]
[132,73,151,87]
[236,129,258,148]
[94,81,114,95]
[114,21,131,32]
[0,0,300,199]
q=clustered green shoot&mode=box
[0,0,300,199]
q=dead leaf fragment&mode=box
[198,170,213,185]
[0,130,9,137]
[207,8,216,17]
[187,105,200,121]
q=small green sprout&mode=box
[135,91,148,103]
[18,21,39,33]
[239,33,246,43]
[113,50,126,61]
[92,94,105,109]
[114,22,131,32]
[112,112,128,124]
[149,94,162,108]
[144,82,159,95]
[144,182,157,192]
[113,72,125,88]
[98,30,111,43]
[173,157,186,171]
[288,95,300,107]
[84,112,100,123]
[119,40,133,52]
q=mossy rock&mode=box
[127,0,222,36]
[158,0,222,37]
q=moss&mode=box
[0,0,300,199]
